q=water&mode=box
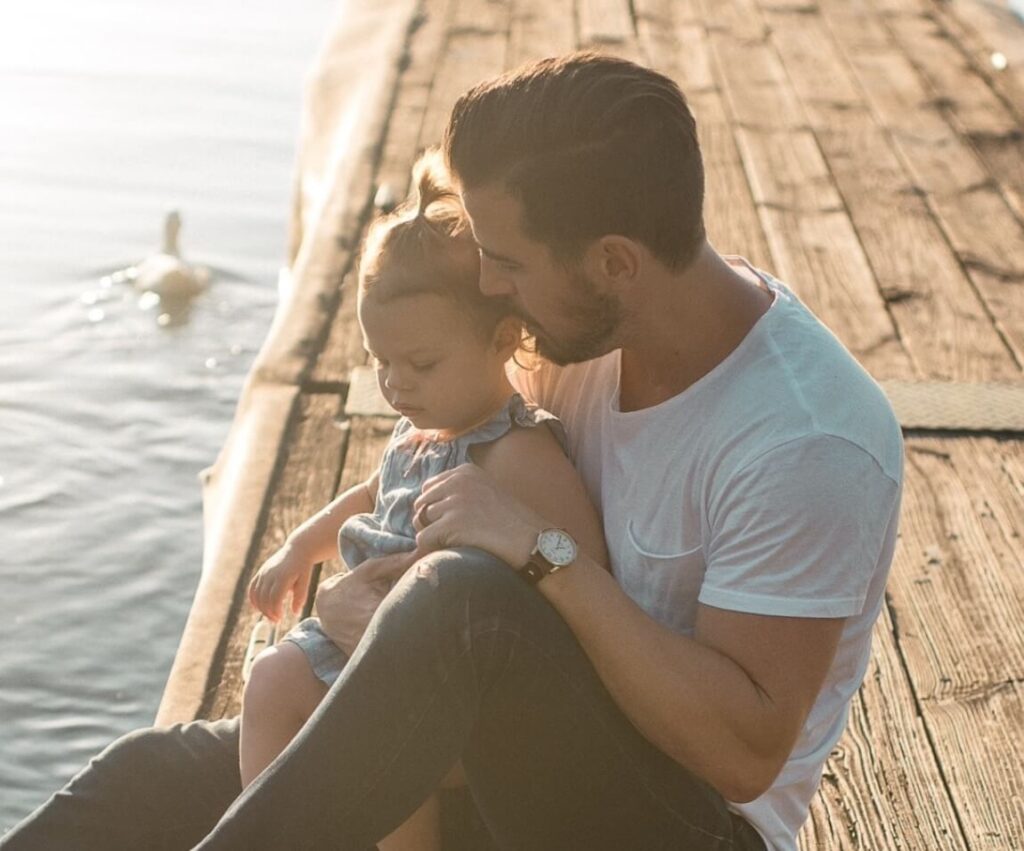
[0,0,338,830]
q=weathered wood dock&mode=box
[157,0,1024,846]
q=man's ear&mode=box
[586,236,642,288]
[492,315,523,359]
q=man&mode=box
[1,53,902,851]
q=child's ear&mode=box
[492,316,523,359]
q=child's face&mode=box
[359,292,513,433]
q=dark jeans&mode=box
[3,549,765,850]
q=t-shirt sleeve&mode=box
[507,358,562,410]
[699,433,901,618]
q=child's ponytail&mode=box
[411,148,460,225]
[358,147,513,341]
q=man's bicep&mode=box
[694,605,845,755]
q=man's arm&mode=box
[413,458,847,803]
[468,424,609,570]
[538,561,844,802]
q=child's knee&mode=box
[243,643,324,717]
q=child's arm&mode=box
[469,425,609,570]
[248,471,379,621]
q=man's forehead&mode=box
[460,184,528,250]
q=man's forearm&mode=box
[537,557,786,802]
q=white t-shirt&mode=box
[510,260,904,851]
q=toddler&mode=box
[240,149,608,850]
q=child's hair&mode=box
[358,149,512,339]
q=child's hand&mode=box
[248,541,317,622]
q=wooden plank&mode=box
[375,0,458,206]
[694,0,915,381]
[888,435,1024,848]
[255,0,419,388]
[635,0,775,271]
[758,3,1019,382]
[157,383,300,724]
[199,393,349,720]
[417,0,513,148]
[313,0,515,388]
[894,437,1024,699]
[919,680,1024,849]
[309,0,456,387]
[308,266,365,387]
[508,0,576,67]
[919,0,1024,130]
[578,0,635,47]
[798,609,967,850]
[315,416,398,587]
[873,0,1024,232]
[818,0,1024,369]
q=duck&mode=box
[122,211,209,299]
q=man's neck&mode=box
[617,246,773,412]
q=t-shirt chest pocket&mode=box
[616,518,707,635]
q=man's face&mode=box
[461,184,624,366]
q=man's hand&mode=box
[314,551,420,656]
[412,464,541,568]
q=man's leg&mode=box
[0,718,241,851]
[194,549,765,851]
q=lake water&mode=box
[0,0,338,830]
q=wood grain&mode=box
[889,435,1024,848]
[201,393,348,720]
[509,0,575,67]
[309,0,456,386]
[797,609,967,850]
[417,0,513,148]
[578,0,634,47]
[819,0,1024,368]
[635,0,775,271]
[760,2,1019,382]
[695,0,915,380]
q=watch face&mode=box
[538,529,577,567]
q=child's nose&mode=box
[479,264,515,297]
[384,369,414,392]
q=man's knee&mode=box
[376,548,535,636]
[96,719,240,791]
[401,547,524,607]
[88,724,184,782]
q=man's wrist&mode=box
[511,520,542,570]
[516,526,581,585]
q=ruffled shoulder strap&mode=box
[454,392,569,462]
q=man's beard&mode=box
[520,267,624,366]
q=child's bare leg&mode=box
[239,642,327,787]
[241,642,443,849]
[376,758,464,849]
[378,793,441,851]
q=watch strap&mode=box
[518,557,549,586]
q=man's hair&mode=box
[359,149,510,337]
[443,51,705,271]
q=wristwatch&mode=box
[519,528,579,585]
